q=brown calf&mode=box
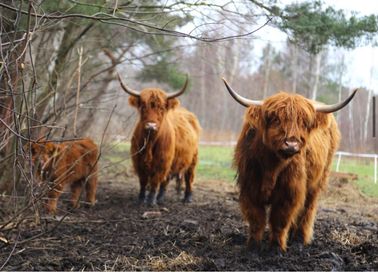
[30,138,98,214]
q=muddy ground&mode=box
[1,173,378,271]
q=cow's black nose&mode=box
[281,140,300,156]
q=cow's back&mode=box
[57,138,98,182]
[168,107,201,173]
[75,138,99,165]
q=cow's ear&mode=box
[128,96,139,108]
[167,98,180,110]
[30,143,38,155]
[314,112,330,128]
[44,143,56,155]
[245,105,262,128]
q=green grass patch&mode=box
[197,145,236,181]
[101,142,132,166]
[105,142,130,153]
[332,158,378,198]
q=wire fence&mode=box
[335,151,377,184]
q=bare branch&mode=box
[0,2,270,43]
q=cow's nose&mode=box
[145,122,158,131]
[282,140,300,156]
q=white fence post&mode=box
[375,155,377,184]
[336,153,342,172]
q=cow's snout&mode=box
[281,139,300,156]
[144,122,158,131]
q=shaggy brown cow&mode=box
[30,138,99,214]
[118,74,201,206]
[222,78,357,252]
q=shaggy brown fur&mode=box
[128,88,201,205]
[30,138,99,214]
[234,92,341,252]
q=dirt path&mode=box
[1,176,377,270]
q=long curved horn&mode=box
[166,74,189,99]
[222,77,263,107]
[315,88,359,113]
[117,72,141,97]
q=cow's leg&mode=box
[70,180,83,208]
[183,170,194,203]
[242,202,266,250]
[85,171,97,207]
[147,173,165,206]
[157,178,169,204]
[269,184,305,252]
[46,183,64,214]
[138,174,148,205]
[297,188,321,245]
[296,151,333,245]
[175,173,183,196]
[183,153,197,203]
[146,188,157,206]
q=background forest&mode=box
[1,0,378,194]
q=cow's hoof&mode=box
[157,196,165,205]
[246,239,263,254]
[157,197,165,205]
[146,196,157,207]
[183,195,192,204]
[137,197,146,206]
[289,235,304,252]
[83,203,95,210]
[183,191,192,203]
[267,245,285,257]
[156,191,165,205]
[147,200,157,207]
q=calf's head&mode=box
[29,142,59,181]
[222,78,358,159]
[118,74,188,133]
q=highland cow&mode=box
[118,74,201,206]
[222,78,357,252]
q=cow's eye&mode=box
[269,116,280,126]
[150,102,156,108]
[302,119,312,130]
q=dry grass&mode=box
[330,229,361,247]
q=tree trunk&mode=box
[311,52,321,100]
[200,44,207,131]
[291,44,298,93]
[363,54,375,142]
[348,98,355,150]
[34,22,93,138]
[0,1,28,192]
[263,43,272,97]
[336,54,345,123]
